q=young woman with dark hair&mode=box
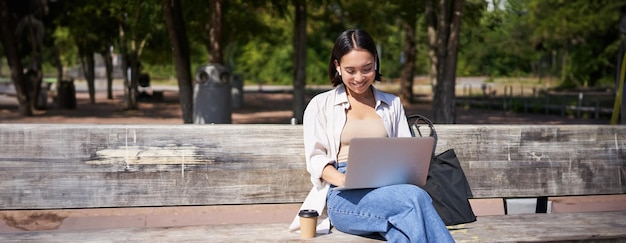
[290,29,453,242]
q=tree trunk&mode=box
[22,15,44,111]
[615,35,626,125]
[163,0,194,123]
[208,0,223,64]
[426,0,438,88]
[560,49,570,85]
[399,19,417,105]
[128,50,139,108]
[88,53,96,104]
[53,47,63,84]
[442,0,463,122]
[0,1,32,116]
[102,48,114,100]
[432,0,464,124]
[118,23,131,109]
[117,21,138,110]
[292,0,306,124]
[620,13,626,124]
[79,46,96,104]
[25,68,41,111]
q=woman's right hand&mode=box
[321,164,346,187]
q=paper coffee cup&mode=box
[298,209,319,238]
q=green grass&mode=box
[0,77,58,83]
[485,76,559,86]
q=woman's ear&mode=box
[334,60,341,76]
[375,56,378,71]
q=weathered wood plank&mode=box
[434,125,626,198]
[450,211,626,242]
[1,124,625,210]
[0,222,381,242]
[0,124,310,209]
[1,211,625,242]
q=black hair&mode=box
[328,29,382,87]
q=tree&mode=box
[102,46,114,100]
[104,0,163,110]
[525,0,624,88]
[397,1,420,105]
[0,0,31,115]
[163,0,194,123]
[46,1,70,93]
[292,0,306,123]
[119,0,150,110]
[15,1,46,109]
[428,0,465,124]
[208,0,223,64]
[77,43,96,104]
[57,0,118,105]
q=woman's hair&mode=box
[328,29,382,87]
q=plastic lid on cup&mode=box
[298,209,319,218]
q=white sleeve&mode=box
[302,98,335,188]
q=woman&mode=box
[289,29,453,242]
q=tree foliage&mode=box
[459,0,626,88]
[3,0,626,121]
[2,0,624,87]
[525,0,624,87]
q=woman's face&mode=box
[336,49,376,96]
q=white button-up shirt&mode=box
[289,84,412,234]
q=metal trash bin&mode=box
[193,64,232,124]
[57,79,76,109]
[37,83,49,109]
[139,73,151,88]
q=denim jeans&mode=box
[327,162,454,243]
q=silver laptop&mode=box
[333,137,435,191]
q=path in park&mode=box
[0,81,611,125]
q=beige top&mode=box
[337,117,388,162]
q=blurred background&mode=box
[1,0,625,124]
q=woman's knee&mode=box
[393,184,429,195]
[393,184,432,204]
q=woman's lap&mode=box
[326,162,453,242]
[327,183,432,235]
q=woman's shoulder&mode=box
[306,88,334,111]
[311,88,336,99]
[372,85,401,104]
[309,86,343,104]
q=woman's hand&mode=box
[321,164,346,187]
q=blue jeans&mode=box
[327,162,454,243]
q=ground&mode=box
[0,84,611,125]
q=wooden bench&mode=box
[1,124,625,242]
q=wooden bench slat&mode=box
[2,211,625,242]
[0,222,380,242]
[450,211,626,242]
[434,125,626,198]
[0,125,310,209]
[1,124,625,209]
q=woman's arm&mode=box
[321,164,345,187]
[303,94,339,188]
